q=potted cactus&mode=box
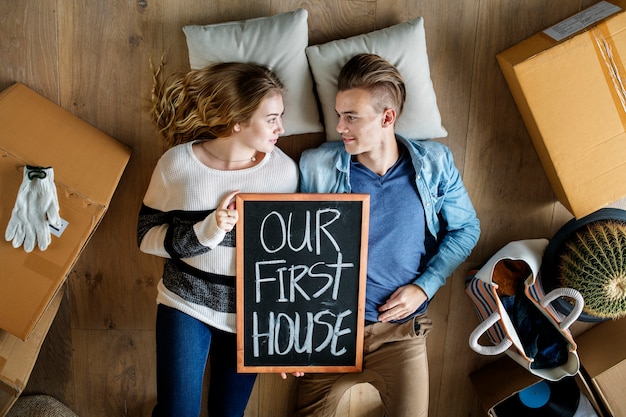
[541,208,626,322]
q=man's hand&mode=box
[377,284,427,322]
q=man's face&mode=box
[335,88,387,156]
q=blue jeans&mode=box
[152,305,257,417]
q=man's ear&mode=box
[382,108,397,127]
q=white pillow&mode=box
[305,17,447,141]
[183,9,323,136]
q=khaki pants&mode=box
[294,314,432,417]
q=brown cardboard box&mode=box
[0,83,131,340]
[0,285,64,416]
[470,356,604,416]
[577,318,626,417]
[497,1,626,219]
[470,356,540,415]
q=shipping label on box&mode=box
[543,1,622,41]
[0,83,131,340]
[497,0,626,218]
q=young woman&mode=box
[138,62,299,417]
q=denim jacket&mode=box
[299,135,480,300]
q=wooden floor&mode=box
[2,0,625,416]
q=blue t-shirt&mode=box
[350,145,426,323]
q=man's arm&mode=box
[414,147,480,299]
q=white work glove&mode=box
[5,165,62,252]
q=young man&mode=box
[294,54,480,417]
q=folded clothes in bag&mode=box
[465,239,584,381]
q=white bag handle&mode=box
[468,312,513,356]
[539,287,584,330]
[475,239,547,285]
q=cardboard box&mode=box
[0,83,131,340]
[577,318,626,417]
[470,356,604,416]
[0,285,64,416]
[497,1,626,219]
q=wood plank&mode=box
[0,0,59,99]
[58,0,164,332]
[71,330,156,417]
[274,0,377,45]
[254,374,298,417]
[23,288,74,408]
[433,267,492,416]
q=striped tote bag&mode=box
[465,239,584,381]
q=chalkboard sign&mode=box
[236,193,370,373]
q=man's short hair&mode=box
[337,53,406,116]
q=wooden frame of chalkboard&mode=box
[236,193,370,373]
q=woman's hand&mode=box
[215,190,240,232]
[280,371,305,379]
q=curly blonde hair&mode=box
[151,62,285,149]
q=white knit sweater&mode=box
[137,141,299,332]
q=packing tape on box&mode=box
[591,23,626,125]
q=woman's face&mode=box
[235,93,285,154]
